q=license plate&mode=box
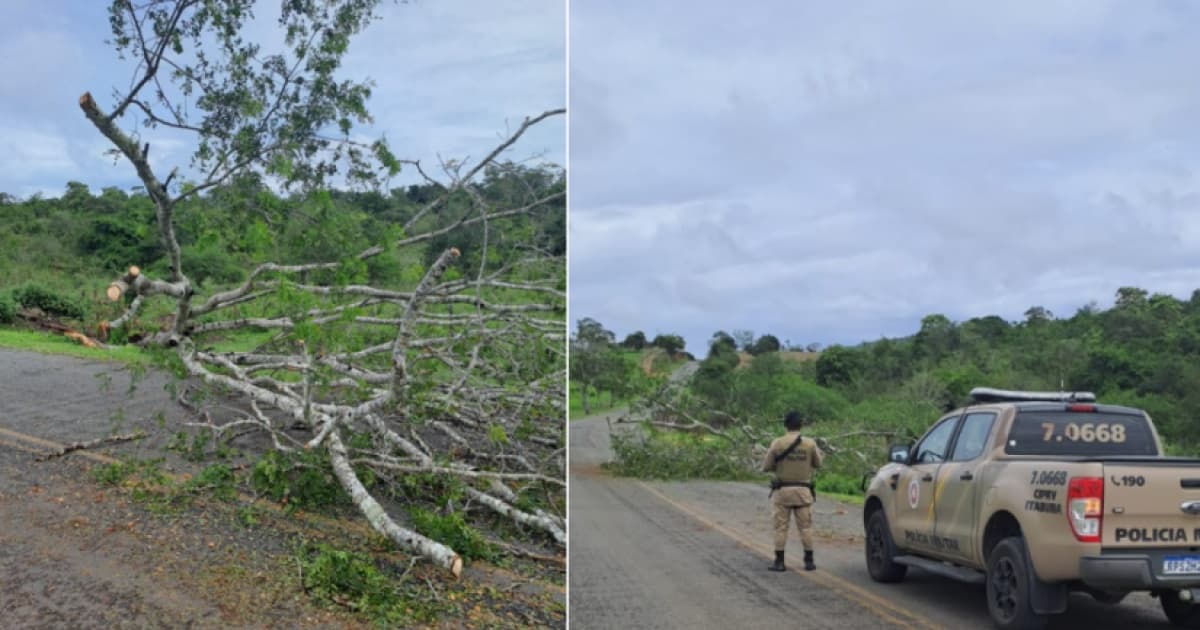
[1164,556,1200,575]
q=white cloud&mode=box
[570,0,1200,350]
[0,0,564,197]
[0,126,77,182]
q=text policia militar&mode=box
[1114,527,1200,543]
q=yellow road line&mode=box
[635,480,945,630]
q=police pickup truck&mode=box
[862,387,1200,629]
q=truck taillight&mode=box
[1067,404,1097,412]
[1067,477,1103,543]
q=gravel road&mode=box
[568,407,1176,629]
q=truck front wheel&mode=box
[865,509,906,582]
[1160,589,1200,627]
[986,537,1047,630]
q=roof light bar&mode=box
[969,387,1097,404]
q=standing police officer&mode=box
[762,410,823,571]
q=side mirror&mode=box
[887,443,911,464]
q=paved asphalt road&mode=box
[568,404,1178,630]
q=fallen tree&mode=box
[80,0,565,576]
[609,365,907,486]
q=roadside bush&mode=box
[0,292,15,324]
[814,472,863,497]
[180,245,246,287]
[12,283,88,319]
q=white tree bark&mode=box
[328,432,463,576]
[464,486,566,546]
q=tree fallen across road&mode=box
[77,0,565,576]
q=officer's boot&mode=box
[803,550,815,571]
[769,550,785,571]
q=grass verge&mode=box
[568,384,627,419]
[0,328,149,364]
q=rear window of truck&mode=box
[1005,410,1158,456]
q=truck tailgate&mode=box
[1103,460,1200,548]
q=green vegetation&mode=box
[607,430,757,481]
[567,347,659,418]
[92,458,153,486]
[569,318,683,418]
[165,430,238,463]
[0,170,563,331]
[11,282,89,319]
[568,387,622,418]
[183,463,240,502]
[250,449,349,511]
[0,329,148,364]
[569,317,627,416]
[298,543,446,626]
[409,508,498,562]
[5,4,564,626]
[86,450,557,628]
[20,171,567,573]
[595,289,1200,495]
[93,457,241,512]
[0,292,17,324]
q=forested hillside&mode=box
[0,166,564,330]
[583,288,1200,496]
[0,161,568,576]
[0,1,569,623]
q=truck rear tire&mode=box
[865,509,907,583]
[1161,590,1200,627]
[986,537,1047,630]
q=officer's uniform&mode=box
[762,430,823,555]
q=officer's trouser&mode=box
[772,486,814,551]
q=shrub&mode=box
[0,292,15,324]
[814,472,864,497]
[180,245,246,287]
[12,283,88,319]
[779,383,851,422]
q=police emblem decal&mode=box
[908,477,920,509]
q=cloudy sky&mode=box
[569,0,1200,353]
[0,0,564,200]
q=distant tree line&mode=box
[598,288,1200,487]
[0,163,564,301]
